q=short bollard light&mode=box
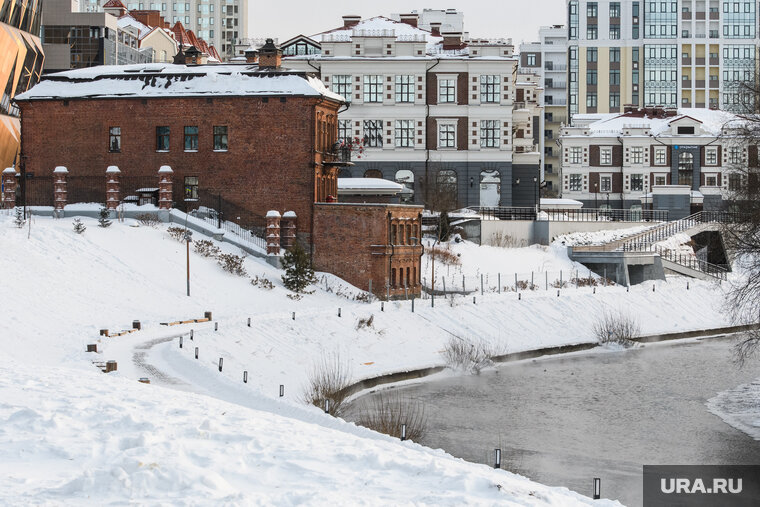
[279,385,284,397]
[190,329,194,340]
[593,478,601,499]
[401,424,407,441]
[324,399,330,414]
[247,317,251,327]
[494,448,501,469]
[179,336,183,348]
[292,312,295,321]
[218,357,223,372]
[338,308,341,317]
[195,347,199,359]
[215,322,218,331]
[243,371,248,383]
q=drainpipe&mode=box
[387,211,395,300]
[425,58,441,205]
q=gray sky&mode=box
[248,1,567,47]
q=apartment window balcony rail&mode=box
[694,33,706,39]
[324,144,354,166]
[682,11,692,19]
[549,82,567,89]
[695,11,706,20]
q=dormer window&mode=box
[677,126,695,134]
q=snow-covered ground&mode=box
[707,377,760,441]
[553,224,657,246]
[0,212,735,504]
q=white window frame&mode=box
[630,173,644,192]
[437,120,457,149]
[704,173,718,187]
[331,75,351,102]
[480,75,500,103]
[569,174,583,191]
[654,175,666,186]
[600,147,612,165]
[438,75,457,104]
[394,120,414,148]
[395,75,414,103]
[569,146,583,164]
[705,146,717,165]
[600,174,612,192]
[654,147,666,165]
[480,120,500,148]
[631,146,643,164]
[363,75,383,103]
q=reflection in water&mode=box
[346,338,760,506]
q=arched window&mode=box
[395,169,415,203]
[678,152,694,186]
[479,170,501,207]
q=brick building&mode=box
[13,47,422,298]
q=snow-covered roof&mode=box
[337,178,404,194]
[567,108,738,137]
[14,64,345,103]
[313,16,445,54]
[117,14,152,39]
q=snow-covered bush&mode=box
[250,275,274,290]
[13,207,25,228]
[571,276,598,287]
[217,253,247,277]
[194,239,221,258]
[166,226,185,242]
[303,352,352,417]
[97,207,112,228]
[515,280,538,291]
[353,392,428,442]
[137,213,160,228]
[356,315,374,330]
[593,310,640,347]
[72,218,86,234]
[426,245,461,267]
[441,337,506,374]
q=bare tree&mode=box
[718,72,760,364]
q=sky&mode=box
[247,1,567,47]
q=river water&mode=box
[348,337,760,506]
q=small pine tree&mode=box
[438,211,451,242]
[13,207,25,228]
[281,242,317,293]
[73,218,86,234]
[97,207,112,228]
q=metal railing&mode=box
[324,145,353,164]
[187,193,267,251]
[471,206,668,222]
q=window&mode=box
[601,147,612,165]
[338,119,351,143]
[527,54,536,65]
[655,175,666,185]
[331,75,351,102]
[569,174,582,191]
[610,93,620,108]
[587,2,598,16]
[705,175,717,186]
[480,75,499,103]
[394,120,414,148]
[587,47,597,62]
[705,147,717,165]
[678,151,694,185]
[587,70,598,85]
[609,69,620,86]
[363,75,383,102]
[395,75,414,103]
[631,174,644,191]
[480,120,500,148]
[156,126,170,151]
[631,147,643,164]
[610,24,620,38]
[570,146,583,164]
[729,173,742,190]
[438,123,456,148]
[677,126,695,134]
[184,176,198,200]
[600,175,612,192]
[586,93,597,107]
[211,126,228,151]
[655,147,666,165]
[610,47,620,62]
[109,127,121,152]
[184,126,198,151]
[729,147,742,164]
[610,2,620,16]
[587,24,598,39]
[363,120,383,147]
[438,78,456,103]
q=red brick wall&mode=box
[18,95,340,234]
[312,203,423,298]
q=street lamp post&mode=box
[184,229,193,297]
[533,176,538,217]
[594,182,598,220]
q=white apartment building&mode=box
[567,0,759,117]
[116,0,246,58]
[520,25,569,195]
[280,14,542,209]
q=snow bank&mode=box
[553,225,656,246]
[707,378,760,441]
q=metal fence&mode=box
[186,193,268,251]
[21,176,54,206]
[470,206,669,222]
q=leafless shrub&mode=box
[572,276,599,287]
[167,226,186,242]
[593,309,640,347]
[303,352,352,417]
[490,231,528,248]
[250,275,274,290]
[356,315,374,330]
[137,213,160,228]
[354,392,427,442]
[287,293,303,301]
[217,253,247,277]
[515,280,538,291]
[427,245,461,266]
[551,279,568,288]
[441,337,506,374]
[194,239,221,258]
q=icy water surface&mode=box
[349,336,760,506]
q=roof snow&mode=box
[571,108,738,137]
[337,178,404,193]
[14,64,345,103]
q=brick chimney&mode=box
[342,15,361,28]
[429,22,442,37]
[244,48,258,64]
[258,38,281,69]
[442,32,464,50]
[399,13,419,28]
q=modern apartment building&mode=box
[1,0,44,170]
[122,0,247,58]
[567,0,758,117]
[281,14,542,210]
[520,25,568,195]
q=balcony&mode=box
[709,11,719,20]
[709,79,719,89]
[695,57,705,65]
[682,79,692,88]
[682,11,691,19]
[682,56,691,64]
[709,56,719,65]
[549,82,567,89]
[695,11,706,20]
[324,144,354,166]
[695,102,706,108]
[695,79,705,88]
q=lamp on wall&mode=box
[469,176,474,188]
